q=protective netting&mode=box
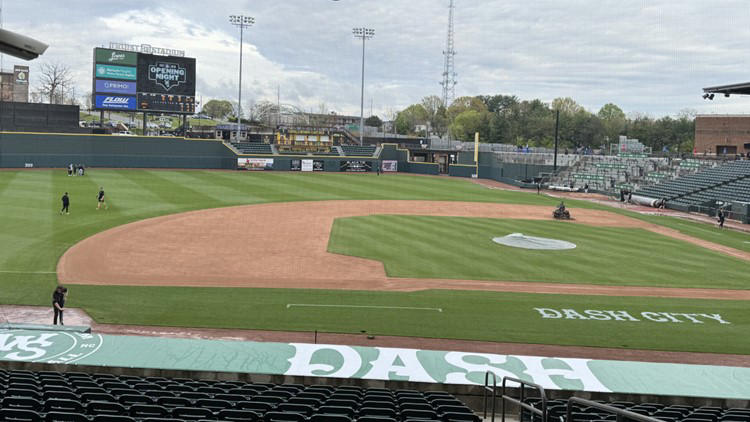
[492,233,576,250]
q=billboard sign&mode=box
[13,66,29,84]
[95,64,137,80]
[95,79,136,95]
[340,160,372,172]
[382,160,398,172]
[95,95,136,110]
[137,93,195,114]
[137,53,196,96]
[237,158,274,171]
[95,48,137,66]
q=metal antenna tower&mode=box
[440,0,457,108]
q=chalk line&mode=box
[286,304,443,312]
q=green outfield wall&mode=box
[0,132,236,169]
[0,134,558,181]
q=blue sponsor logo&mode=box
[95,95,136,110]
[95,79,136,95]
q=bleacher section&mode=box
[233,142,273,155]
[551,155,671,192]
[523,397,750,422]
[341,145,376,157]
[637,161,750,203]
[0,369,479,422]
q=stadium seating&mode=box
[636,160,750,206]
[0,369,479,422]
[520,398,750,422]
[340,145,377,156]
[234,142,274,154]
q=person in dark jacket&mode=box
[718,209,726,229]
[96,187,108,210]
[52,286,67,325]
[60,192,70,215]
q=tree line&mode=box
[393,95,695,153]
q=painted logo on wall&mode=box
[95,79,136,95]
[148,62,187,91]
[95,95,136,110]
[95,64,137,81]
[0,332,103,363]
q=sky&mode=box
[4,0,750,118]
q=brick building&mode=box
[694,115,750,155]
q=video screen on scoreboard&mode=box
[137,53,196,97]
[137,93,196,114]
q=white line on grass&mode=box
[0,270,56,274]
[286,304,443,312]
[673,222,720,235]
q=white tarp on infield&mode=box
[492,233,576,250]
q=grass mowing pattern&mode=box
[0,169,747,352]
[327,215,750,289]
[73,285,749,355]
[0,169,559,307]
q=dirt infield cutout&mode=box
[58,200,750,299]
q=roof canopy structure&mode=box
[703,82,750,96]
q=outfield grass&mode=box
[0,169,560,306]
[72,286,749,354]
[327,215,750,289]
[0,169,748,352]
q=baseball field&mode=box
[1,169,749,356]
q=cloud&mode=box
[3,0,750,118]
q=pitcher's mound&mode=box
[493,233,576,250]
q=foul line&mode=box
[286,304,443,312]
[0,270,56,274]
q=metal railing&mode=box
[502,377,547,422]
[484,372,548,422]
[483,371,499,421]
[566,397,661,422]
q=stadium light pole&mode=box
[353,27,374,146]
[229,14,254,142]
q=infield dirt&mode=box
[58,200,750,299]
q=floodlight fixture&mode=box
[353,27,375,145]
[229,14,255,141]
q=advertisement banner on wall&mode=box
[95,48,138,66]
[95,95,136,110]
[237,158,274,171]
[137,92,196,114]
[382,160,398,172]
[95,79,136,95]
[313,160,324,171]
[340,160,372,172]
[95,64,137,81]
[290,160,301,171]
[301,159,314,172]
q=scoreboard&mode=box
[92,47,196,114]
